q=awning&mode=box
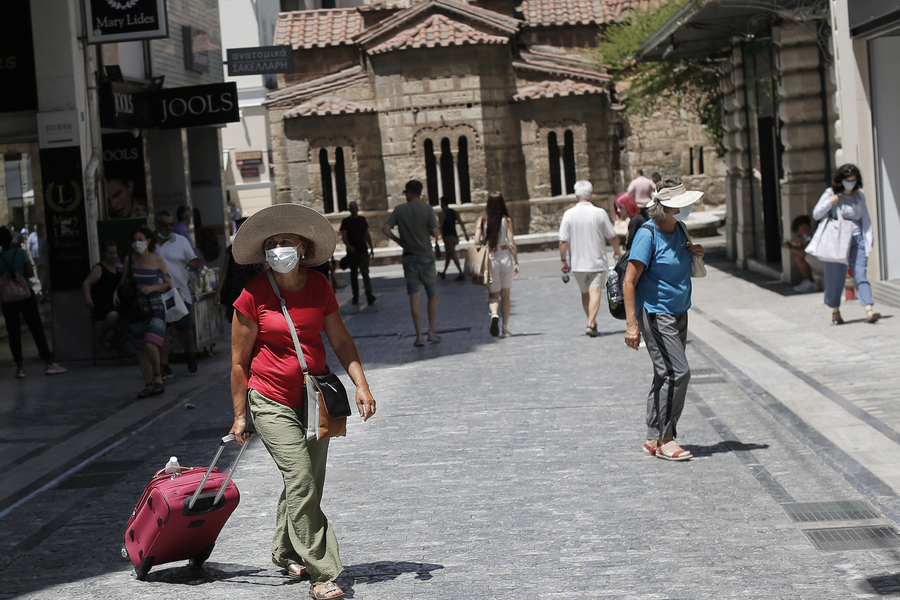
[639,0,824,62]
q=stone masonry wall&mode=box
[150,0,224,87]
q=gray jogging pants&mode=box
[638,309,691,441]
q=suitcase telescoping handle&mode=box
[188,432,254,511]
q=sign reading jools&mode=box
[227,46,293,76]
[85,0,168,44]
[158,82,239,129]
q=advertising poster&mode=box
[39,147,90,290]
[102,132,148,219]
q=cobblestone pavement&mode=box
[2,243,900,599]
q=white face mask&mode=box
[132,240,148,253]
[157,231,172,240]
[674,204,692,222]
[266,246,300,273]
[842,180,857,191]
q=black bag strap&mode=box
[0,249,18,273]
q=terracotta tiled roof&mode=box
[266,65,369,107]
[511,79,607,101]
[275,8,364,49]
[283,96,375,118]
[603,0,658,22]
[516,0,605,26]
[367,13,510,54]
[356,0,520,47]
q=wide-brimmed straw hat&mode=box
[232,203,337,265]
[646,183,704,208]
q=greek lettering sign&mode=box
[157,82,239,129]
[85,0,168,44]
[226,46,293,76]
[40,146,91,290]
[235,151,263,165]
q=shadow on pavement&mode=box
[337,561,444,596]
[685,441,770,457]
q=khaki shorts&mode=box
[572,271,607,293]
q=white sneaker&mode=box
[793,280,817,293]
[45,363,67,375]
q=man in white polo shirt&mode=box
[559,180,621,337]
[155,209,205,377]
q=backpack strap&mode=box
[0,249,18,273]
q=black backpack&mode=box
[606,224,654,320]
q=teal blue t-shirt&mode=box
[0,248,33,289]
[629,220,691,314]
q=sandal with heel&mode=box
[832,309,844,325]
[151,373,165,396]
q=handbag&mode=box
[676,222,707,278]
[266,271,352,441]
[162,287,189,323]
[0,249,32,304]
[463,246,492,285]
[434,240,442,259]
[805,208,853,264]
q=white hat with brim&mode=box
[232,203,337,266]
[646,183,704,208]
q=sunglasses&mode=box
[156,221,174,228]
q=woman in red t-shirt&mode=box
[230,204,376,600]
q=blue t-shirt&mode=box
[0,248,33,289]
[629,220,691,314]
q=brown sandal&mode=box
[832,309,844,325]
[137,385,154,399]
[309,581,344,599]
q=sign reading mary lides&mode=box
[158,82,239,129]
[85,0,168,44]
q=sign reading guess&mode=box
[157,82,239,130]
[84,0,169,44]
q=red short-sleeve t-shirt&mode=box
[233,270,339,408]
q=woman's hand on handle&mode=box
[688,243,705,258]
[229,416,251,446]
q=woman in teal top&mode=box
[0,227,66,378]
[623,178,705,462]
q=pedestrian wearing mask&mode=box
[116,224,172,398]
[812,164,881,324]
[229,204,376,600]
[623,177,705,461]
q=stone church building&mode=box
[266,0,724,236]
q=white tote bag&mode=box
[805,209,853,264]
[162,288,189,323]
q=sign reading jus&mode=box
[85,0,168,44]
[157,82,239,129]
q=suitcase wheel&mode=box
[132,556,154,580]
[188,544,215,569]
[120,546,128,560]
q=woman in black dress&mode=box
[82,240,122,348]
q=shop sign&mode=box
[240,167,260,177]
[84,0,169,44]
[235,151,263,166]
[37,111,81,149]
[102,132,149,219]
[0,1,38,113]
[99,81,158,129]
[157,82,239,129]
[226,46,293,76]
[40,147,91,290]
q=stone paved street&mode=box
[2,240,900,599]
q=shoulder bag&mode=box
[266,271,352,441]
[0,250,32,304]
[805,206,853,264]
[676,221,707,278]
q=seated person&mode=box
[784,215,820,293]
[82,240,122,347]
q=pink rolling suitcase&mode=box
[122,433,251,580]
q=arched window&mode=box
[563,130,576,195]
[334,147,347,212]
[319,148,334,213]
[439,137,455,205]
[458,136,471,204]
[424,139,439,205]
[548,132,562,196]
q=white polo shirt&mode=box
[156,233,198,304]
[559,201,616,273]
